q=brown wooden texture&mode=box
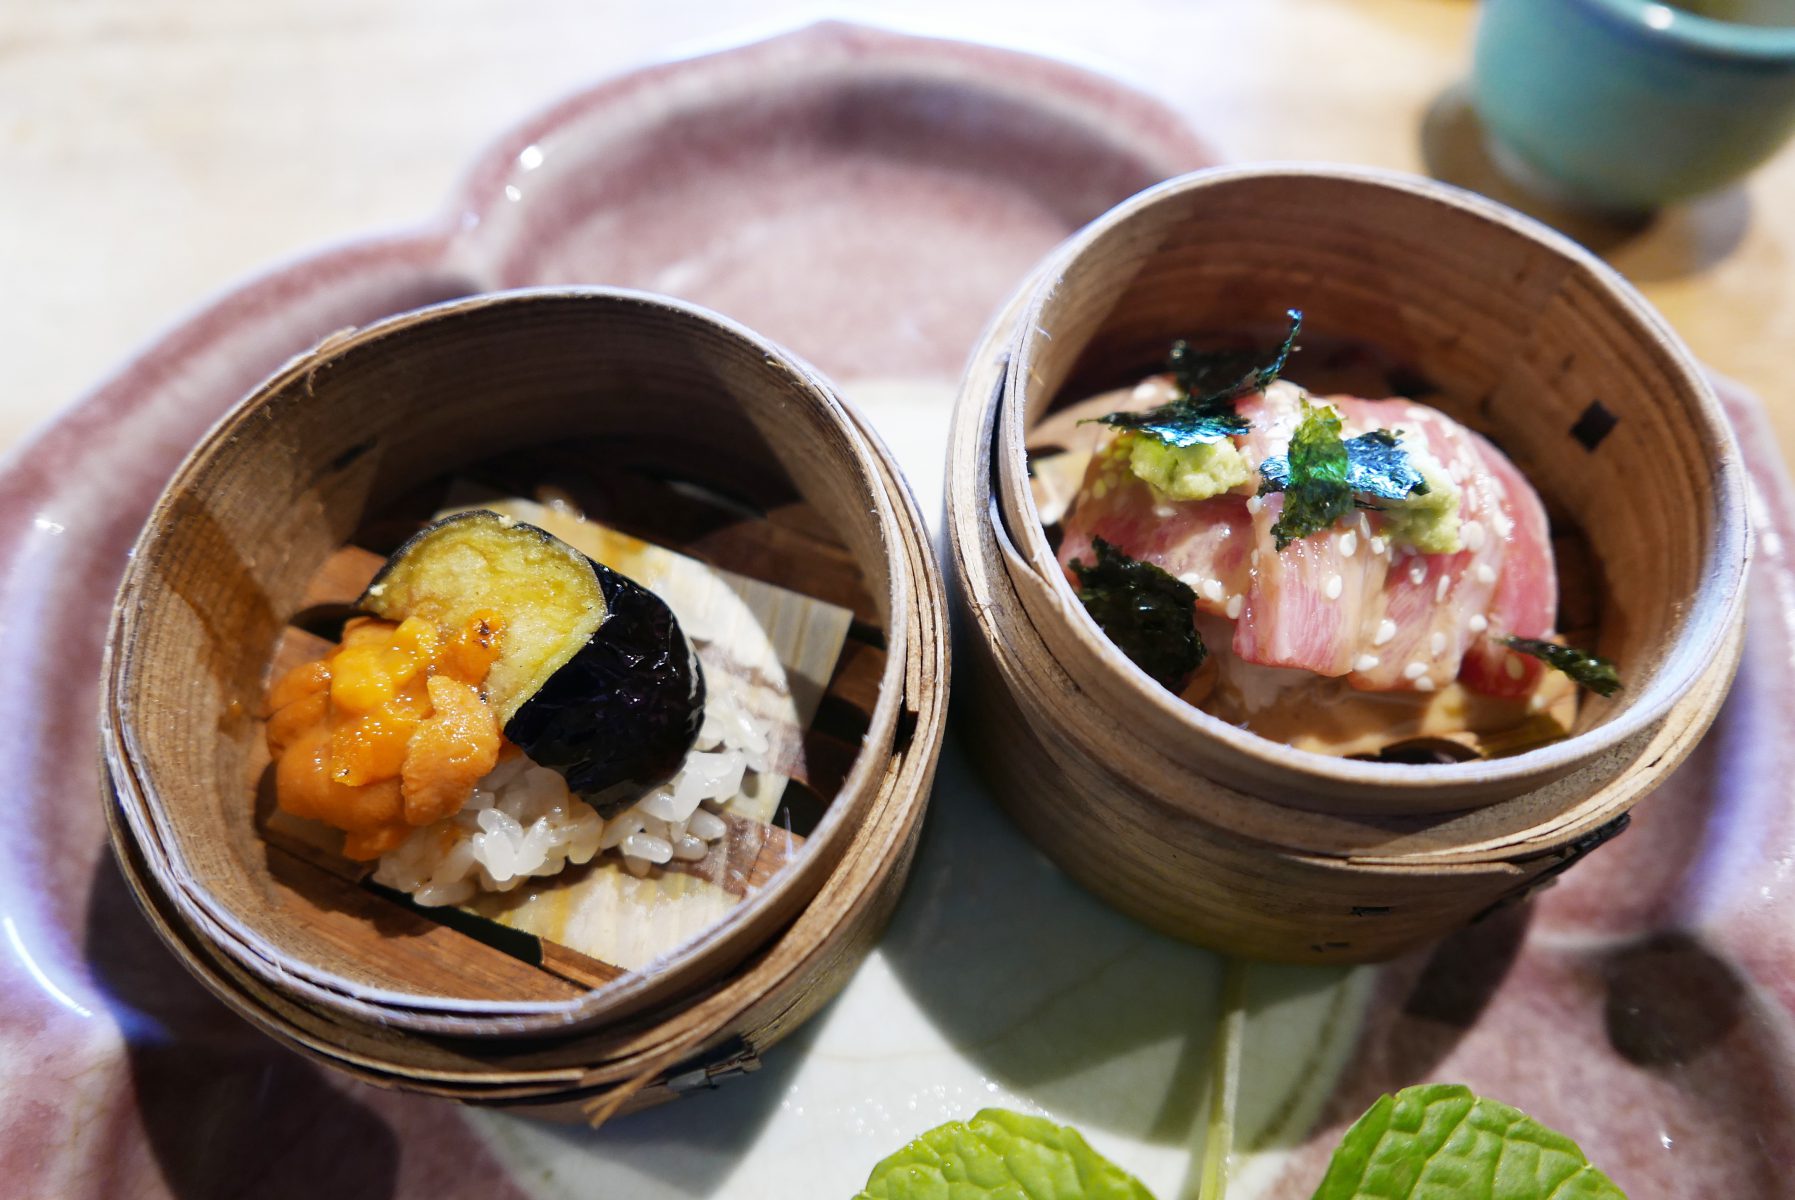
[945,172,1749,962]
[97,383,948,1108]
[103,290,944,1048]
[999,166,1748,814]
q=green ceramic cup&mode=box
[1472,0,1795,211]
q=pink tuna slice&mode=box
[1058,382,1557,695]
[1057,444,1255,618]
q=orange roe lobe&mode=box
[440,609,505,685]
[265,658,329,714]
[401,676,502,826]
[263,612,507,860]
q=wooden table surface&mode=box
[6,0,1792,461]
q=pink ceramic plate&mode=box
[2,21,1788,1198]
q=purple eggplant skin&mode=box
[360,510,705,818]
[502,558,705,817]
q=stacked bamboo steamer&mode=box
[101,289,949,1119]
[946,165,1749,963]
[102,167,1754,1119]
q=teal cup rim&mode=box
[1580,0,1795,62]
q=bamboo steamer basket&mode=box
[101,440,942,1119]
[946,164,1749,963]
[101,287,948,1107]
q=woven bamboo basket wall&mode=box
[945,165,1748,962]
[102,288,948,1117]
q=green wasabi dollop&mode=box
[1123,430,1252,502]
[1378,450,1462,554]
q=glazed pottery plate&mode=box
[2,23,1789,1199]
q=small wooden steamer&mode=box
[947,165,1749,962]
[102,289,947,1114]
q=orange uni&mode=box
[265,611,506,859]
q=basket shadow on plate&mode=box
[495,1018,823,1196]
[82,853,404,1200]
[875,737,1461,1150]
[1263,721,1795,1193]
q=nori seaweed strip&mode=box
[1092,309,1303,447]
[1070,537,1205,691]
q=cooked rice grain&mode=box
[373,685,770,905]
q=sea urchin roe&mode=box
[264,611,506,859]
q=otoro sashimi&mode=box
[1050,355,1617,759]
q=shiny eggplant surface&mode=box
[359,510,704,812]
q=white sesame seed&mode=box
[1475,563,1497,585]
[1354,653,1380,672]
[1246,495,1263,515]
[1133,378,1175,404]
[1251,549,1261,567]
[1495,513,1514,537]
[1154,504,1176,519]
[1340,531,1358,556]
[1409,561,1427,587]
[1414,676,1437,693]
[1469,614,1488,634]
[1370,536,1388,556]
[1529,692,1547,711]
[1358,512,1372,536]
[1179,572,1203,588]
[1436,574,1451,602]
[1404,660,1429,680]
[1225,594,1245,619]
[1505,656,1525,680]
[1429,631,1447,657]
[1464,521,1486,551]
[1325,573,1344,600]
[1374,619,1397,646]
[1200,579,1225,603]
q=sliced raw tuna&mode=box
[1057,379,1559,696]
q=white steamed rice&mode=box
[372,679,774,906]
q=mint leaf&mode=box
[1261,399,1355,550]
[855,1108,1156,1200]
[1311,1084,1627,1200]
[1260,429,1430,505]
[1095,310,1302,448]
[1070,536,1205,691]
[1503,638,1622,698]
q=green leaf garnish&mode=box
[1503,637,1623,698]
[1259,400,1355,550]
[854,1108,1155,1200]
[1093,310,1303,448]
[1260,429,1430,505]
[1070,537,1205,691]
[1310,1084,1627,1200]
[857,1086,1626,1200]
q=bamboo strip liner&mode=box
[260,511,851,980]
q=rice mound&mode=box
[373,684,773,906]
